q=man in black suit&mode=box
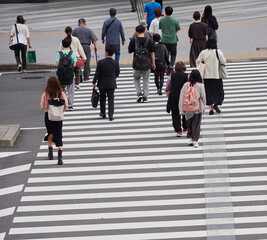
[92,45,120,121]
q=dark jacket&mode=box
[168,71,188,111]
[93,57,120,89]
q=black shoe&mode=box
[48,147,53,160]
[159,89,162,95]
[131,9,137,12]
[209,110,214,115]
[137,96,142,103]
[57,149,63,165]
[100,113,106,119]
[109,116,114,121]
[143,97,148,103]
[213,104,221,113]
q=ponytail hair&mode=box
[64,26,72,39]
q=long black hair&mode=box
[189,70,202,86]
[203,5,213,19]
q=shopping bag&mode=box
[28,50,36,63]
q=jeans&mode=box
[62,78,75,107]
[81,44,91,80]
[111,44,120,62]
[14,45,27,70]
[164,43,177,67]
[133,69,150,97]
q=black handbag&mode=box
[91,88,100,108]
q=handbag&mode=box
[91,88,100,108]
[9,24,26,50]
[28,50,36,63]
[197,62,206,79]
[48,92,65,121]
[76,56,84,67]
[216,49,228,79]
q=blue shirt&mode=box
[101,16,125,45]
[144,1,162,25]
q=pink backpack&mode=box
[183,82,200,112]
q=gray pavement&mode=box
[0,0,267,68]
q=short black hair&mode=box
[105,45,115,56]
[193,11,201,20]
[206,38,217,50]
[153,33,161,43]
[135,24,146,33]
[189,69,202,85]
[165,6,173,16]
[62,37,71,48]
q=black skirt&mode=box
[44,112,63,147]
[204,79,224,106]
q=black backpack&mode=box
[132,37,151,71]
[56,51,74,86]
[154,44,165,71]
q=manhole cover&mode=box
[20,76,46,79]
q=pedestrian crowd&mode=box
[8,1,226,165]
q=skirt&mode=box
[44,112,63,147]
[204,78,224,106]
[189,39,206,67]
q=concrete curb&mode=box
[0,125,20,148]
[0,57,267,71]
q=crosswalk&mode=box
[5,60,267,239]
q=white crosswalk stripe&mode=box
[6,60,267,240]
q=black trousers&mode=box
[164,43,177,67]
[14,45,27,70]
[171,109,187,133]
[100,89,115,117]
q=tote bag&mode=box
[216,49,228,79]
[9,24,26,50]
[28,50,36,63]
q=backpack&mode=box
[56,51,74,86]
[183,82,200,112]
[132,37,151,70]
[154,44,165,71]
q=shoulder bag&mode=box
[216,49,228,79]
[48,92,65,121]
[9,24,26,50]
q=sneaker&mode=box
[213,104,221,113]
[68,106,74,111]
[22,69,27,73]
[99,113,106,119]
[209,110,214,115]
[137,96,142,103]
[17,64,22,72]
[75,84,80,90]
[142,97,148,103]
[188,139,194,146]
[177,131,182,137]
[183,128,188,132]
[194,141,199,148]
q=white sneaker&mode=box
[17,64,22,72]
[75,84,80,89]
[194,141,199,148]
[188,139,194,146]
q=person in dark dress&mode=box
[201,5,219,41]
[165,61,188,137]
[188,11,208,67]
